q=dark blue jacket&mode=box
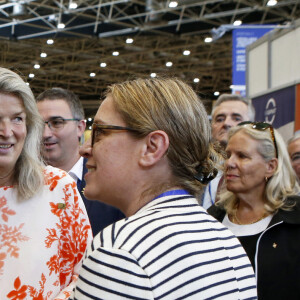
[77,158,125,236]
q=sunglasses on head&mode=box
[238,121,278,158]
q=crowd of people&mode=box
[0,66,299,299]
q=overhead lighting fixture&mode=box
[47,39,54,45]
[214,91,220,96]
[193,78,200,83]
[69,2,78,9]
[34,64,40,69]
[57,23,65,29]
[112,51,119,56]
[233,20,242,26]
[126,38,134,44]
[90,72,96,77]
[169,1,178,8]
[26,82,29,86]
[150,73,157,78]
[166,62,173,67]
[100,62,107,68]
[40,52,47,58]
[267,0,277,6]
[204,37,213,43]
[183,50,191,56]
[88,118,92,122]
[29,73,35,78]
[89,126,92,130]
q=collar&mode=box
[68,157,84,182]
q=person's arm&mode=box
[54,180,93,300]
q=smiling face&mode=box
[212,101,250,147]
[0,93,27,182]
[37,99,85,171]
[83,95,143,209]
[225,131,274,196]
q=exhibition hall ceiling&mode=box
[0,0,299,115]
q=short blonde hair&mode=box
[0,68,44,200]
[218,124,300,214]
[106,77,223,200]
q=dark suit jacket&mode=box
[77,158,125,236]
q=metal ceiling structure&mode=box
[0,0,299,117]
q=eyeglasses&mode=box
[91,123,139,147]
[238,121,278,158]
[44,117,80,131]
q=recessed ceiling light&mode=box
[88,117,92,121]
[112,51,119,56]
[29,73,34,78]
[193,78,200,83]
[57,23,65,29]
[26,82,29,85]
[169,1,178,8]
[267,0,277,6]
[69,2,78,9]
[100,62,107,68]
[150,73,157,78]
[233,20,242,26]
[34,64,40,69]
[90,72,96,77]
[47,39,54,45]
[214,91,220,96]
[89,126,92,130]
[166,62,173,67]
[183,50,191,56]
[204,37,213,43]
[40,52,47,58]
[126,38,133,44]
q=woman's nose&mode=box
[0,121,13,138]
[80,138,92,158]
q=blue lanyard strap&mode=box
[153,189,190,200]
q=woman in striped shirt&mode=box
[71,77,257,299]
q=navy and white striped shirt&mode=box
[71,190,257,299]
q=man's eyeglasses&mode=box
[44,117,80,131]
[238,121,278,158]
[91,123,139,147]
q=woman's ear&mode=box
[139,130,169,167]
[266,158,278,178]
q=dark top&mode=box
[77,158,125,236]
[239,233,260,269]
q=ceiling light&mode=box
[47,39,54,45]
[100,62,107,68]
[233,20,242,26]
[214,91,220,96]
[169,1,178,8]
[267,0,277,6]
[166,62,173,67]
[29,73,34,78]
[88,118,92,122]
[57,23,65,29]
[90,72,96,77]
[34,64,40,69]
[26,82,29,86]
[69,2,78,9]
[112,51,119,56]
[89,126,92,130]
[193,78,200,83]
[40,52,47,58]
[150,73,157,78]
[126,38,133,44]
[183,50,191,56]
[204,37,213,43]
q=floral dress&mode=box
[0,166,92,299]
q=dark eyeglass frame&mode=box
[91,123,139,147]
[238,121,278,158]
[44,117,80,131]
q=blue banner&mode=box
[232,27,272,96]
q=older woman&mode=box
[0,67,92,299]
[71,78,257,299]
[208,122,300,300]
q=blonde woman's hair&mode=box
[218,125,300,214]
[105,77,223,201]
[0,68,44,200]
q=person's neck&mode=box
[0,168,14,186]
[48,154,81,172]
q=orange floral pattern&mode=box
[0,166,92,300]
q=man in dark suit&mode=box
[37,88,124,236]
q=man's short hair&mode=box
[211,93,255,121]
[36,87,85,120]
[288,130,300,146]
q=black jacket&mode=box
[78,158,125,236]
[208,196,300,300]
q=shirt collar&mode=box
[69,156,84,182]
